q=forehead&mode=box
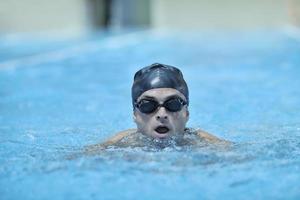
[137,88,186,101]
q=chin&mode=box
[150,131,174,139]
[152,133,169,139]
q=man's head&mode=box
[131,63,189,139]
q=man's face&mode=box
[133,88,189,139]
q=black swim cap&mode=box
[132,63,189,107]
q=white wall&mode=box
[151,0,289,30]
[0,0,91,34]
[0,0,298,34]
[288,0,300,26]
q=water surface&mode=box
[0,30,300,200]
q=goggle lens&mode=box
[138,100,158,113]
[164,98,184,112]
[136,97,186,114]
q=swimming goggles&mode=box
[135,97,187,114]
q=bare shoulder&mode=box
[85,129,137,154]
[99,129,137,147]
[196,129,231,145]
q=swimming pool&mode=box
[0,29,300,200]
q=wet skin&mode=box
[85,88,230,152]
[134,88,189,140]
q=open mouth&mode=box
[155,126,170,134]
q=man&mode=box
[87,63,229,151]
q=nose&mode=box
[155,107,168,120]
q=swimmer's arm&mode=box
[84,129,136,153]
[99,129,136,147]
[65,129,137,159]
[196,129,231,145]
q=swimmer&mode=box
[87,63,230,152]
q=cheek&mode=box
[135,113,154,128]
[173,111,187,120]
[170,111,188,125]
[136,113,147,123]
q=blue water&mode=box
[0,30,300,200]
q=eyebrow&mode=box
[140,94,182,101]
[141,95,157,100]
[165,95,182,100]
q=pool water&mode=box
[0,30,300,199]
